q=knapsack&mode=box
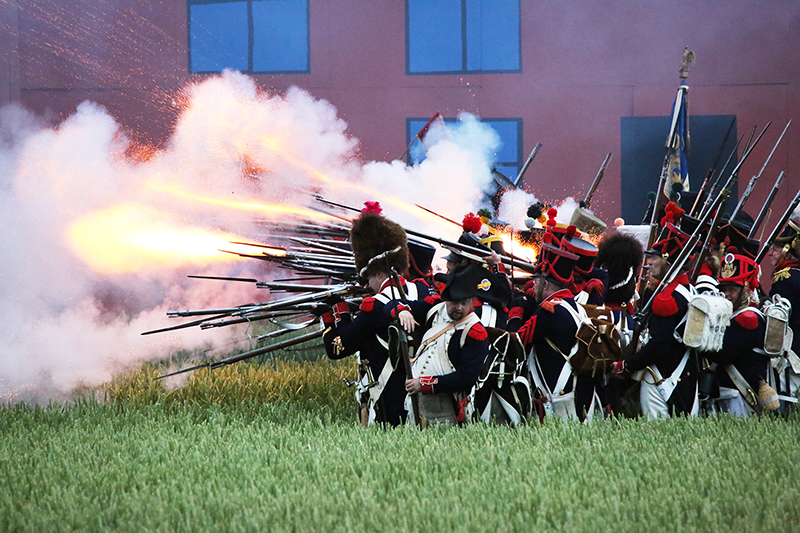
[678,290,733,352]
[554,302,623,378]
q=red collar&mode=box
[545,289,574,302]
[775,258,800,272]
[379,275,407,293]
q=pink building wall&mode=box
[2,0,799,224]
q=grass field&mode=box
[2,359,800,532]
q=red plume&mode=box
[361,201,383,215]
[462,212,482,234]
[566,225,577,239]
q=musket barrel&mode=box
[749,171,785,239]
[584,153,613,208]
[514,143,542,187]
[755,187,800,263]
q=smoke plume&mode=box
[0,71,501,402]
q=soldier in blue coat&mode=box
[612,223,699,418]
[391,263,490,426]
[318,203,427,427]
[516,230,600,421]
[704,253,770,416]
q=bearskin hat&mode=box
[596,233,644,304]
[349,206,409,278]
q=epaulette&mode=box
[360,297,376,312]
[773,268,793,283]
[540,300,556,313]
[733,310,760,330]
[508,307,524,320]
[424,294,441,305]
[652,289,680,317]
[412,278,430,287]
[467,322,488,341]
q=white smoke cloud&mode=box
[497,188,540,229]
[0,71,500,402]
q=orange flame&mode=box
[68,203,255,274]
[143,181,340,222]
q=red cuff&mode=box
[420,376,437,394]
[321,312,335,327]
[391,304,411,319]
[333,301,350,316]
[492,263,506,275]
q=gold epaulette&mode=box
[773,268,793,283]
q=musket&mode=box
[697,122,771,221]
[154,329,325,380]
[312,195,539,274]
[187,275,259,283]
[690,117,736,216]
[415,204,462,228]
[583,153,613,209]
[702,129,750,218]
[729,120,790,223]
[388,268,422,428]
[755,186,800,264]
[399,112,441,162]
[749,171,785,239]
[689,168,745,282]
[288,237,353,256]
[513,143,542,187]
[403,227,537,274]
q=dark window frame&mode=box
[187,0,310,74]
[405,0,522,75]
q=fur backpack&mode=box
[678,290,732,352]
[554,303,623,378]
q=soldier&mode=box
[441,213,512,329]
[392,263,490,426]
[703,253,770,416]
[770,220,800,356]
[516,233,601,421]
[611,222,700,418]
[318,203,426,427]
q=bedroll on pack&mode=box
[680,291,732,352]
[569,304,623,377]
[762,294,793,357]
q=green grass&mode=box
[2,361,800,533]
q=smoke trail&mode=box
[0,71,500,402]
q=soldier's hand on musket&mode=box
[309,302,332,317]
[484,250,501,267]
[405,377,422,394]
[398,309,418,333]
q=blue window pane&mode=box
[253,0,309,72]
[484,120,519,164]
[408,0,462,73]
[190,2,248,72]
[466,0,519,71]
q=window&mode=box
[406,117,522,181]
[189,0,309,73]
[406,0,520,74]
